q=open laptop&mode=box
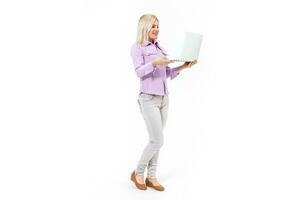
[168,32,203,62]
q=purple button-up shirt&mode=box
[131,40,180,96]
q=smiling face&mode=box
[148,20,159,42]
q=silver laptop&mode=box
[169,32,203,62]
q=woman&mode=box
[130,14,197,191]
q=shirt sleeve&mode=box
[166,66,180,80]
[131,44,157,78]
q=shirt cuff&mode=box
[170,68,179,80]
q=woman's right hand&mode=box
[152,57,172,66]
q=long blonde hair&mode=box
[136,14,159,45]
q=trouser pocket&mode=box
[139,93,154,101]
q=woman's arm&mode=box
[166,60,198,80]
[174,60,198,73]
[174,64,188,73]
[131,45,157,78]
[131,44,172,78]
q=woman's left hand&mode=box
[183,60,198,68]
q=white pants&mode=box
[136,93,169,178]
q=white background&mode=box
[1,0,299,199]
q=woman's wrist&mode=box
[180,64,188,70]
[174,64,185,73]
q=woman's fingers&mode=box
[162,57,171,63]
[187,60,197,68]
[153,57,172,65]
[183,60,198,68]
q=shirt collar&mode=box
[143,39,159,47]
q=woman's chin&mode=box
[150,36,158,40]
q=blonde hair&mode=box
[136,14,159,45]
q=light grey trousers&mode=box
[136,93,169,178]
